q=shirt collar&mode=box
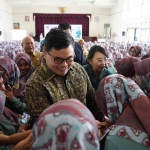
[40,60,74,81]
[32,50,36,56]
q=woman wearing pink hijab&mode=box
[15,53,35,83]
[0,74,32,150]
[129,46,142,57]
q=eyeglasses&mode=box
[47,52,75,64]
[92,58,108,64]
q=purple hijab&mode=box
[0,58,20,88]
[15,53,35,83]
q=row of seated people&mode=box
[1,35,150,62]
[0,24,150,149]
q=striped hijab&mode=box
[115,57,140,78]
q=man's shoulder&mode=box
[34,50,42,56]
[26,67,44,85]
[72,62,86,73]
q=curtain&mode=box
[33,13,91,37]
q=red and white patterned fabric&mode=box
[31,99,100,150]
[96,74,150,148]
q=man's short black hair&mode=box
[58,23,71,30]
[44,28,74,52]
[87,45,108,61]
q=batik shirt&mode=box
[25,60,103,122]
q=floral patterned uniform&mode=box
[26,60,103,123]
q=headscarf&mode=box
[134,58,150,96]
[0,91,6,119]
[129,46,142,57]
[31,99,100,150]
[15,53,35,82]
[134,58,150,76]
[115,57,140,79]
[96,74,150,148]
[40,40,45,52]
[0,58,20,89]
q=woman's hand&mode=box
[96,119,111,138]
[5,85,14,100]
[19,123,30,131]
[11,133,33,150]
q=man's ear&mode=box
[43,50,47,59]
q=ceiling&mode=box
[5,0,118,8]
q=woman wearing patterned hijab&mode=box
[31,99,100,150]
[134,57,150,97]
[15,53,35,83]
[115,57,140,81]
[129,46,142,57]
[0,74,32,150]
[96,74,150,150]
[0,58,27,114]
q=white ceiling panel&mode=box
[5,0,118,8]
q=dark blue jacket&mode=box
[74,42,86,66]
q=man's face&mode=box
[44,45,74,76]
[22,37,35,54]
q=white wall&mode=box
[0,0,13,41]
[12,6,110,38]
[110,0,126,42]
[110,0,150,42]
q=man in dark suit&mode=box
[58,23,86,65]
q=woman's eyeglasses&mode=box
[47,52,75,64]
[92,58,108,64]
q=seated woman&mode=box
[115,57,140,81]
[15,53,35,83]
[129,46,142,57]
[134,57,150,97]
[96,74,150,150]
[31,99,100,150]
[83,45,112,90]
[0,58,27,114]
[0,74,32,150]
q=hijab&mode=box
[0,58,20,89]
[115,57,140,79]
[96,74,145,123]
[31,99,100,150]
[96,74,150,148]
[0,91,6,119]
[129,46,142,57]
[134,57,150,76]
[134,58,150,96]
[15,53,35,83]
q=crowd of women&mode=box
[0,35,150,150]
